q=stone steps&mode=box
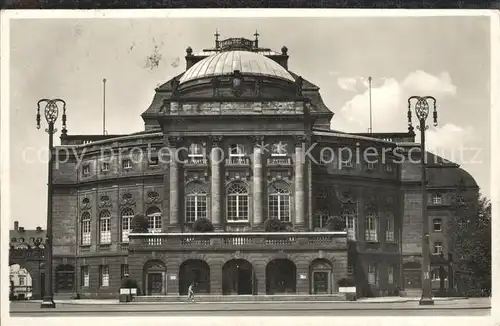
[135,294,346,302]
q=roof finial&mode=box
[215,29,220,49]
[254,30,259,48]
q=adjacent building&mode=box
[9,221,46,299]
[12,33,478,299]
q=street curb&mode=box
[21,297,471,306]
[10,306,491,314]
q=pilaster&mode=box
[211,136,223,231]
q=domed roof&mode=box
[179,50,295,84]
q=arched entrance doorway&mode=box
[9,264,34,300]
[55,264,75,293]
[179,259,210,295]
[143,260,167,295]
[266,259,296,294]
[309,259,333,294]
[222,259,255,295]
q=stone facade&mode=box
[19,35,479,300]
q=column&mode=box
[252,136,264,229]
[168,136,181,231]
[211,136,223,230]
[294,136,305,228]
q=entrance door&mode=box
[237,268,253,295]
[313,271,329,294]
[147,272,163,295]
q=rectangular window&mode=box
[346,215,356,240]
[365,215,378,242]
[271,142,287,156]
[19,275,25,286]
[122,216,132,243]
[188,143,205,164]
[388,265,394,284]
[122,159,132,169]
[121,264,129,279]
[432,194,443,205]
[384,163,393,172]
[341,159,353,169]
[101,162,109,172]
[83,164,91,175]
[100,217,111,244]
[368,265,378,285]
[367,162,375,170]
[185,195,208,223]
[268,194,290,222]
[227,195,249,221]
[81,266,89,287]
[228,144,246,164]
[347,263,354,275]
[82,219,91,245]
[314,213,329,228]
[386,214,395,242]
[100,265,109,287]
[433,242,443,255]
[147,215,162,233]
[149,154,159,166]
[433,218,442,232]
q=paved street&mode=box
[9,298,491,316]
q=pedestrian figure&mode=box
[187,282,195,302]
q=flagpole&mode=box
[103,78,107,135]
[368,76,373,134]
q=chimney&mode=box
[14,221,19,231]
[36,226,42,232]
[19,227,25,232]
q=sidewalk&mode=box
[26,296,472,305]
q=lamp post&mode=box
[37,99,67,309]
[407,96,438,306]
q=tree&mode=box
[192,218,214,232]
[450,189,491,297]
[264,218,286,232]
[131,214,149,233]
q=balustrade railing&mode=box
[225,157,250,166]
[267,157,292,166]
[129,232,347,250]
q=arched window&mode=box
[185,182,208,223]
[433,241,443,255]
[227,183,249,222]
[342,208,356,240]
[81,212,91,245]
[365,211,379,242]
[146,206,162,233]
[121,208,134,243]
[99,210,111,244]
[268,182,291,222]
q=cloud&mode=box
[337,77,359,91]
[401,71,457,96]
[336,70,476,161]
[424,124,478,164]
[337,70,457,132]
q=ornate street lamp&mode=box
[407,96,438,306]
[36,99,67,309]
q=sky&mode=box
[8,16,491,229]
